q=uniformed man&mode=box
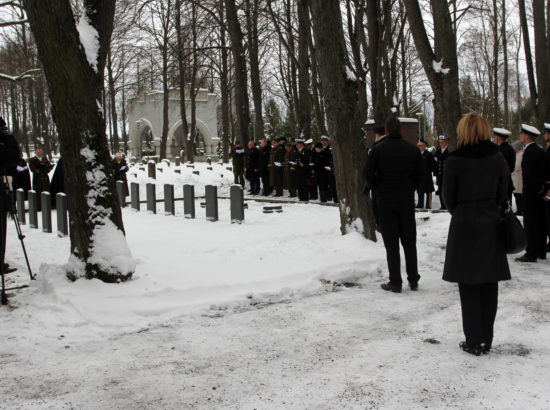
[112,153,128,196]
[364,116,423,292]
[416,140,436,209]
[313,142,330,202]
[258,137,271,196]
[230,140,246,187]
[321,135,338,203]
[295,139,309,201]
[245,140,260,195]
[283,142,297,197]
[493,127,516,202]
[434,135,449,209]
[28,147,53,200]
[269,137,285,196]
[304,138,318,200]
[516,124,547,263]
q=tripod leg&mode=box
[11,212,34,280]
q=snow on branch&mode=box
[0,68,41,82]
[77,10,99,71]
[432,59,450,75]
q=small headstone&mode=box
[157,168,163,173]
[16,189,25,225]
[205,185,218,221]
[263,205,283,214]
[186,164,195,169]
[164,184,175,215]
[148,162,156,179]
[175,169,181,174]
[56,193,68,237]
[131,182,140,211]
[146,183,156,214]
[28,190,38,229]
[192,170,200,175]
[230,185,245,224]
[175,157,181,166]
[41,192,52,233]
[139,167,145,171]
[226,166,233,171]
[183,184,195,218]
[207,167,213,170]
[200,202,206,208]
[207,157,212,165]
[116,180,126,207]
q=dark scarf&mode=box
[451,140,499,158]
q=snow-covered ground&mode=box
[1,164,549,409]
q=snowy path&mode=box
[1,204,549,408]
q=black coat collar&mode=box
[452,140,499,158]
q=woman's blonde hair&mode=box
[456,113,492,147]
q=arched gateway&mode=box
[128,86,219,159]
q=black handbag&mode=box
[501,201,527,254]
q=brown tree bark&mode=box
[225,0,250,144]
[403,0,462,150]
[245,0,264,142]
[23,0,133,282]
[175,0,190,161]
[218,0,230,162]
[308,0,377,241]
[107,50,119,153]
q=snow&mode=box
[77,12,99,71]
[345,66,356,81]
[2,166,550,408]
[432,59,451,75]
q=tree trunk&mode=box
[175,0,190,161]
[403,0,461,150]
[23,0,134,282]
[308,0,377,241]
[532,0,550,127]
[501,0,509,127]
[245,0,264,142]
[225,0,250,144]
[218,0,230,162]
[107,50,119,153]
[296,0,311,140]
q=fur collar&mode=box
[452,140,499,158]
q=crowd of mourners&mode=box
[230,136,338,203]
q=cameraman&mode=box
[0,117,20,274]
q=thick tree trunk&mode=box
[23,0,134,282]
[225,0,250,145]
[403,0,461,150]
[107,50,119,153]
[519,0,538,121]
[532,0,550,127]
[218,0,230,162]
[175,0,190,161]
[296,0,311,140]
[308,0,377,241]
[245,0,264,142]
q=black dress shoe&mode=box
[381,282,402,293]
[538,255,547,260]
[2,264,17,274]
[515,254,537,263]
[409,281,419,291]
[459,341,482,356]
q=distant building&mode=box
[128,86,219,159]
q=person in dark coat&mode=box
[493,127,516,202]
[305,139,318,200]
[313,142,330,202]
[258,138,271,196]
[364,116,423,293]
[515,124,547,263]
[268,138,285,196]
[0,116,20,274]
[245,140,260,195]
[321,135,337,203]
[230,141,246,187]
[111,153,129,197]
[49,157,65,208]
[442,113,510,356]
[28,147,53,205]
[434,135,449,209]
[542,124,550,253]
[13,157,31,199]
[416,140,436,209]
[365,125,386,230]
[283,142,297,197]
[295,139,310,201]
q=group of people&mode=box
[230,136,338,203]
[365,114,550,357]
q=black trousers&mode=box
[233,172,245,187]
[416,190,432,208]
[248,173,260,195]
[378,201,420,286]
[458,282,498,347]
[260,171,271,195]
[513,193,523,215]
[523,194,546,258]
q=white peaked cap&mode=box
[544,123,550,131]
[521,124,540,136]
[321,135,330,140]
[304,138,313,144]
[493,127,511,137]
[438,135,446,140]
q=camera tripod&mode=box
[1,175,35,306]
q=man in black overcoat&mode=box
[364,116,423,292]
[258,138,271,196]
[245,140,260,195]
[434,135,449,209]
[295,139,310,201]
[516,124,547,263]
[416,140,436,209]
[0,117,20,274]
[493,127,516,202]
[543,124,550,252]
[14,157,31,199]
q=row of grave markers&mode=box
[15,189,68,237]
[117,181,245,223]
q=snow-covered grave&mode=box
[1,161,549,408]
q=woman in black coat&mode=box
[443,113,511,356]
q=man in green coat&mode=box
[269,138,285,196]
[283,142,297,197]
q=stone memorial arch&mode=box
[128,86,219,159]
